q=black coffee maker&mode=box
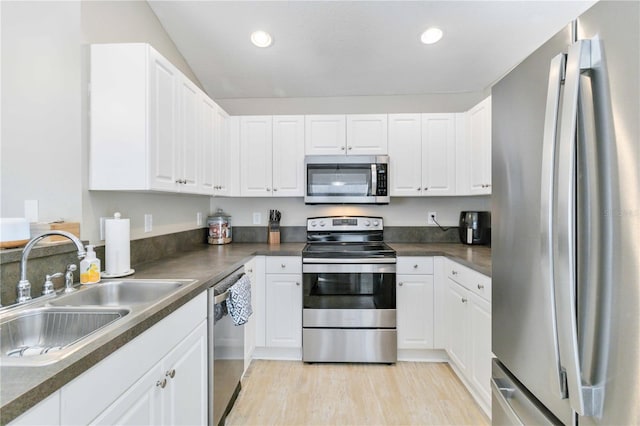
[459,211,491,245]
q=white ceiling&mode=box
[148,1,596,100]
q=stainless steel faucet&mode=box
[17,231,87,304]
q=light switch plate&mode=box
[144,214,152,232]
[253,212,261,225]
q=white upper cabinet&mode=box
[240,116,273,196]
[90,43,230,196]
[272,116,305,196]
[305,114,387,155]
[304,115,346,155]
[240,115,304,197]
[388,114,423,196]
[388,113,458,196]
[346,114,388,155]
[421,113,458,196]
[459,96,492,195]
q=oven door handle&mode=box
[303,262,396,274]
[303,258,396,264]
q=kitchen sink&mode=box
[0,306,129,366]
[49,279,186,307]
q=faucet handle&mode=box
[42,272,63,295]
[64,264,78,293]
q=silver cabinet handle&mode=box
[348,146,352,150]
[296,282,300,286]
[413,264,418,269]
[417,188,421,191]
[461,297,467,303]
[266,187,271,191]
[341,146,346,151]
[281,264,286,268]
[452,270,458,275]
[273,188,278,192]
[424,187,429,191]
[247,268,253,273]
[477,284,485,289]
[398,282,403,286]
[166,369,176,379]
[156,378,167,389]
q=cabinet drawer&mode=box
[397,257,434,275]
[445,259,469,284]
[265,256,302,274]
[445,259,491,301]
[469,272,491,301]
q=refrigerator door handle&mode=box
[554,39,598,417]
[540,52,567,399]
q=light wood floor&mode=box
[225,360,490,426]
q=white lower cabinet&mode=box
[243,256,258,374]
[92,321,207,426]
[9,392,60,426]
[444,259,492,415]
[254,256,302,359]
[396,257,435,350]
[57,293,207,426]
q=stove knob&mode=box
[373,220,380,227]
[364,220,371,227]
[310,221,317,227]
[319,221,326,227]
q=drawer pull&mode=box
[461,297,468,303]
[296,282,300,286]
[166,369,176,379]
[413,264,418,269]
[399,282,403,286]
[452,270,458,275]
[156,378,167,389]
[281,264,286,268]
[477,284,485,290]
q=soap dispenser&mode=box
[80,245,101,284]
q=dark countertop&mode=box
[0,242,489,424]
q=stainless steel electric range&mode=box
[301,216,397,363]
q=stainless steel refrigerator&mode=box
[491,1,639,425]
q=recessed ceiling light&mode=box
[420,27,443,45]
[251,30,272,48]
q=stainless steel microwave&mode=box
[304,155,390,204]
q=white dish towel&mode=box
[227,274,253,326]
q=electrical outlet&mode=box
[196,212,203,226]
[428,211,437,225]
[252,212,261,225]
[144,214,153,232]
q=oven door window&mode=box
[303,271,395,309]
[306,164,372,196]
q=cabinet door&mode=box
[240,116,273,196]
[388,114,422,196]
[445,279,469,375]
[265,274,302,348]
[396,274,434,349]
[346,114,388,155]
[214,107,233,196]
[199,96,216,194]
[467,96,492,195]
[148,49,179,192]
[421,114,456,196]
[468,292,492,405]
[163,321,208,426]
[176,78,200,193]
[91,364,163,426]
[272,116,304,196]
[304,115,346,155]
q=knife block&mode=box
[268,221,280,245]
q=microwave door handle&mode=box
[371,164,377,196]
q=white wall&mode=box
[218,91,490,116]
[80,0,210,242]
[1,1,82,223]
[212,196,490,227]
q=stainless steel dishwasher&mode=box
[208,267,245,426]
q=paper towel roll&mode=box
[105,212,130,275]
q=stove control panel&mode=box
[307,216,383,231]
